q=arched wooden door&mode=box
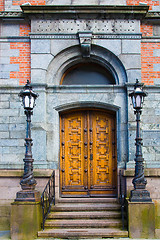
[60,109,117,197]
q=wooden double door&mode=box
[60,109,117,197]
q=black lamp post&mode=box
[16,80,40,201]
[129,79,152,202]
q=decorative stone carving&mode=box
[31,19,140,34]
[30,34,141,39]
[78,32,92,58]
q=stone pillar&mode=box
[128,200,155,239]
[154,199,160,238]
[11,201,42,240]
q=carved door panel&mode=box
[60,110,117,197]
[89,111,117,196]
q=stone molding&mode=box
[30,33,142,39]
[146,11,160,19]
[0,37,30,43]
[55,101,120,113]
[0,11,23,18]
[1,168,160,177]
[0,169,53,177]
[2,7,160,20]
[124,168,160,177]
[21,5,149,19]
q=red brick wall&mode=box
[12,0,45,5]
[141,23,153,37]
[20,23,31,36]
[0,0,4,11]
[141,43,160,85]
[126,0,159,10]
[140,19,160,86]
[10,42,31,85]
[9,23,31,85]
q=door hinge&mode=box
[90,153,93,160]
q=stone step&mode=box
[45,219,122,228]
[57,197,118,203]
[51,203,121,212]
[38,228,128,238]
[48,210,121,219]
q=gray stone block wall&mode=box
[0,6,160,171]
[127,86,160,168]
[0,87,50,169]
[0,89,24,168]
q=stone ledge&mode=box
[0,169,53,178]
[124,168,160,177]
[21,5,149,19]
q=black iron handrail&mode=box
[41,170,55,230]
[119,169,126,230]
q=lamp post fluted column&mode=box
[129,79,152,202]
[16,80,40,201]
[20,109,36,190]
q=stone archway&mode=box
[46,44,127,86]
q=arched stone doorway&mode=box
[58,61,118,197]
[47,44,128,197]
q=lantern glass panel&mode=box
[24,95,30,108]
[132,95,136,108]
[136,95,141,108]
[30,96,34,109]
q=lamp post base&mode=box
[130,189,152,202]
[15,190,41,202]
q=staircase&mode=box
[38,198,128,239]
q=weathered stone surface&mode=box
[126,69,141,83]
[1,23,20,36]
[0,204,11,230]
[153,49,160,57]
[11,201,42,240]
[0,132,9,138]
[31,54,53,70]
[122,39,141,54]
[31,39,50,54]
[153,25,160,36]
[153,199,160,233]
[31,19,140,34]
[153,63,160,72]
[119,54,141,70]
[31,69,47,84]
[93,39,121,56]
[50,39,77,56]
[128,201,155,239]
[32,129,46,161]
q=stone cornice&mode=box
[0,6,154,20]
[20,5,149,19]
[0,11,23,18]
[146,11,160,19]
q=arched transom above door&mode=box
[60,109,117,197]
[61,62,116,85]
